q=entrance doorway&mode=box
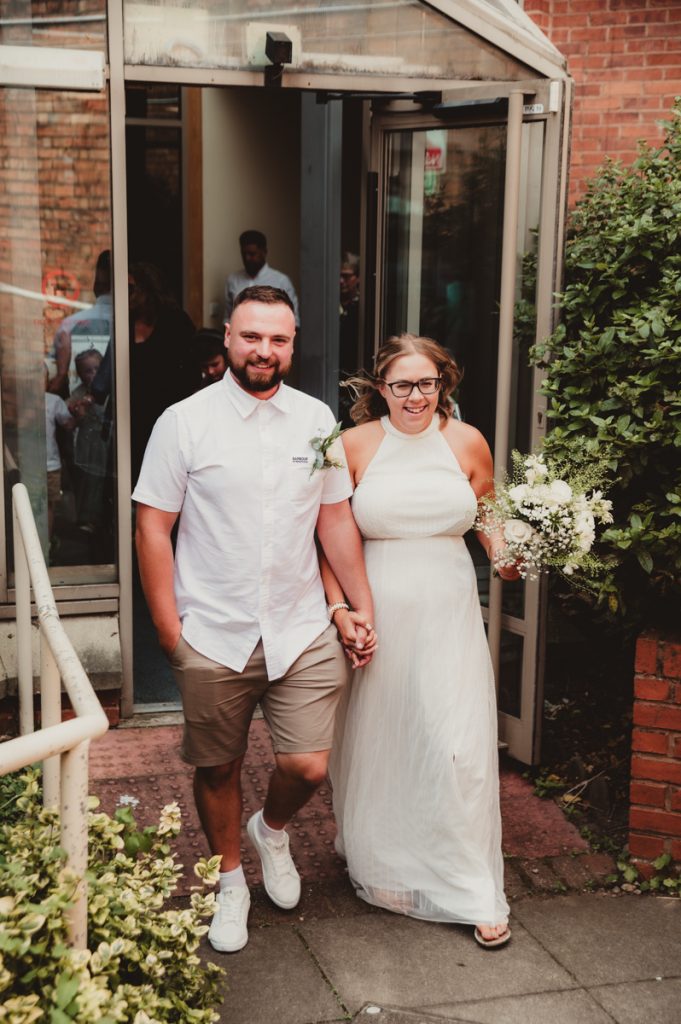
[125,81,553,765]
[128,83,366,707]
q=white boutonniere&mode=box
[309,422,344,477]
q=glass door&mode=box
[371,101,550,763]
[0,83,117,595]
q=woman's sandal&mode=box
[474,925,512,949]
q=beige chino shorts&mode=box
[169,625,347,767]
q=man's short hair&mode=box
[239,229,267,250]
[232,285,294,316]
[194,327,226,362]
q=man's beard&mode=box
[229,357,290,392]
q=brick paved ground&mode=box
[89,720,615,900]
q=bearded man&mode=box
[133,285,375,953]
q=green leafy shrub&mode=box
[533,101,681,628]
[0,768,224,1023]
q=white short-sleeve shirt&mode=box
[132,371,351,679]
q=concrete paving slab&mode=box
[512,894,681,987]
[352,1008,468,1023]
[201,924,343,1024]
[299,910,576,1015]
[588,977,681,1023]
[427,989,613,1024]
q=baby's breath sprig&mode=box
[476,446,614,586]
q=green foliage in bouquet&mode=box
[0,768,224,1024]
[477,448,613,583]
[532,101,681,627]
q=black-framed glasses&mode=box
[383,377,442,397]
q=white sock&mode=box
[219,865,247,891]
[257,810,286,841]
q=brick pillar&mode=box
[629,633,681,877]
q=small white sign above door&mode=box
[0,46,104,91]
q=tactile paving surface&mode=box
[89,722,587,897]
[90,720,347,895]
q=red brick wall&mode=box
[0,88,111,364]
[629,634,681,875]
[524,0,681,205]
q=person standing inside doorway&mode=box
[193,327,228,387]
[133,285,375,954]
[224,230,300,326]
[339,252,361,427]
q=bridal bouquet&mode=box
[476,451,613,581]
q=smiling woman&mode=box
[322,331,516,946]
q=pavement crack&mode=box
[293,925,352,1021]
[508,922,621,1024]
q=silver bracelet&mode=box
[327,601,350,621]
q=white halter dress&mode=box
[330,414,509,926]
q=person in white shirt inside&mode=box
[133,285,375,954]
[224,230,300,326]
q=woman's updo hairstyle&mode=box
[343,333,462,425]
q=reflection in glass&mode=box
[384,123,506,450]
[383,121,545,622]
[498,629,523,718]
[384,124,505,608]
[0,87,115,581]
[0,1,106,50]
[125,83,181,120]
[124,0,534,80]
[126,122,183,303]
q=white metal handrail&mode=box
[0,483,109,948]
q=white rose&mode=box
[530,483,557,507]
[503,519,535,544]
[547,479,573,504]
[509,483,530,505]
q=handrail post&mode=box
[7,484,109,951]
[12,501,34,734]
[41,633,61,809]
[61,740,90,949]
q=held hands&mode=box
[332,609,378,669]
[497,564,521,582]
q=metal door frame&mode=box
[368,77,571,762]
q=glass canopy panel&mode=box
[0,1,106,50]
[472,0,553,45]
[123,0,535,80]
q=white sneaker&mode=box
[208,886,250,952]
[247,811,301,910]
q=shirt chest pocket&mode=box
[287,454,324,510]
